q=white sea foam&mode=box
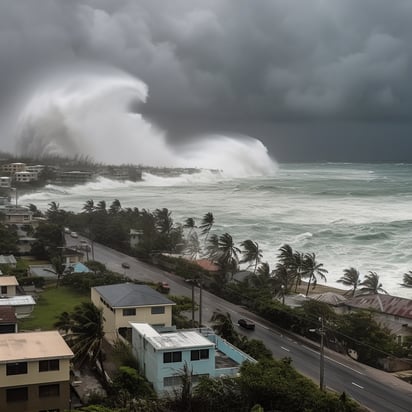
[18,165,412,299]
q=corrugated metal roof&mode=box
[345,294,412,320]
[93,283,175,308]
[0,296,36,306]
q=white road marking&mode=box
[351,382,364,389]
[303,346,364,375]
[281,346,290,352]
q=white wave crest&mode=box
[14,67,277,177]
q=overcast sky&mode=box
[1,0,412,161]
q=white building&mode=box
[14,171,38,183]
[0,177,11,188]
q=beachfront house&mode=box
[0,331,73,412]
[0,255,17,268]
[342,294,412,345]
[91,283,175,341]
[131,323,256,394]
[0,276,19,297]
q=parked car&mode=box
[121,262,130,269]
[156,281,170,294]
[64,227,71,234]
[238,318,255,330]
[70,231,78,238]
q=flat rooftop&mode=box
[131,323,214,350]
[0,331,73,362]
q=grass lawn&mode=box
[19,286,90,331]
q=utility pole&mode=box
[199,277,203,328]
[309,316,325,391]
[191,282,195,328]
[319,316,325,391]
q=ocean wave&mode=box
[353,232,390,241]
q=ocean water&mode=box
[19,163,412,299]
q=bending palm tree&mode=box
[338,267,361,296]
[184,232,202,260]
[359,271,387,295]
[303,253,328,296]
[240,239,263,274]
[206,234,220,261]
[82,199,95,213]
[402,271,412,288]
[210,311,238,344]
[199,212,214,241]
[183,217,196,238]
[217,233,241,275]
[63,302,106,381]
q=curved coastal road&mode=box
[70,237,412,412]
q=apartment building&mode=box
[0,331,74,412]
[0,176,11,188]
[0,163,26,174]
[14,171,38,183]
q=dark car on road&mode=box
[121,262,130,269]
[238,318,255,330]
[156,281,170,294]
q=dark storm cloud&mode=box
[1,0,412,159]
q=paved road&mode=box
[69,237,412,411]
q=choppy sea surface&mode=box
[19,163,412,299]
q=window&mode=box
[163,351,182,363]
[1,286,7,294]
[7,387,28,402]
[39,359,59,372]
[39,384,60,398]
[191,349,209,361]
[164,375,182,387]
[123,308,136,316]
[6,362,27,375]
[151,306,165,315]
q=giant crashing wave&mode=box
[14,68,277,177]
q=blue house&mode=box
[130,323,255,394]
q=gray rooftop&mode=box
[93,283,175,308]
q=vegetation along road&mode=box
[69,236,412,412]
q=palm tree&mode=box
[217,233,241,275]
[82,199,95,213]
[44,256,66,288]
[303,253,328,296]
[210,311,238,344]
[402,271,412,288]
[359,271,388,295]
[95,200,107,213]
[63,302,106,381]
[199,212,214,241]
[109,199,122,214]
[240,240,263,274]
[273,263,292,296]
[205,233,220,261]
[184,232,202,260]
[338,267,361,296]
[183,218,196,238]
[54,311,72,334]
[291,250,305,292]
[249,262,276,296]
[154,208,173,235]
